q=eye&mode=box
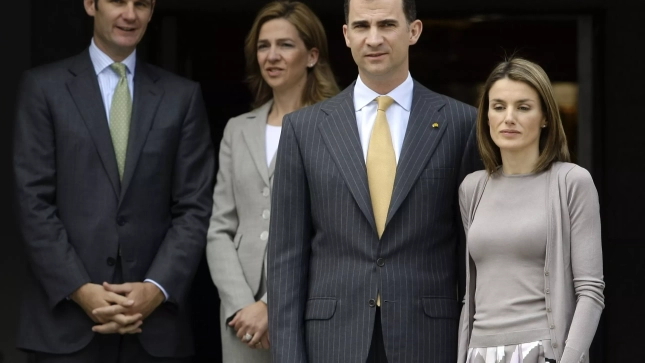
[518,105,531,111]
[281,43,294,48]
[257,44,268,50]
[492,105,505,111]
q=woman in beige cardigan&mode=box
[458,58,604,363]
[205,2,339,362]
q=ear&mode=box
[408,19,423,45]
[343,24,351,48]
[307,47,320,68]
[84,0,96,16]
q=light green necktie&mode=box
[109,62,132,181]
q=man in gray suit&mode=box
[12,0,214,362]
[267,0,482,362]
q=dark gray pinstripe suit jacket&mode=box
[268,81,481,363]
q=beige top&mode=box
[458,162,605,363]
[468,170,551,347]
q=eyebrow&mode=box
[490,98,536,103]
[350,19,399,27]
[257,38,296,43]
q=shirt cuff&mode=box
[144,279,169,301]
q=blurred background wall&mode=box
[2,0,643,362]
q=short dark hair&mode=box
[344,0,417,24]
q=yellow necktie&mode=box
[367,96,395,307]
[109,62,132,181]
[367,96,396,238]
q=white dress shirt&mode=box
[353,73,414,164]
[88,39,169,301]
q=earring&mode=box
[308,63,314,68]
[542,124,547,128]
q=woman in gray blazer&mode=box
[206,2,339,361]
[457,58,604,363]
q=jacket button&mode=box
[552,343,558,349]
[376,258,385,267]
[106,257,116,266]
[262,187,270,197]
[547,308,552,312]
[262,210,270,219]
[545,271,550,276]
[545,289,550,294]
[260,231,269,241]
[550,324,555,329]
[117,216,126,226]
[368,299,376,308]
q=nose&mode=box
[267,46,281,62]
[122,3,136,21]
[366,26,383,47]
[504,109,516,124]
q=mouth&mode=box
[265,67,284,75]
[365,53,387,59]
[500,130,521,135]
[116,26,137,32]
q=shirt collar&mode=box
[353,72,414,112]
[89,38,137,77]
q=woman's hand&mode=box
[229,301,269,349]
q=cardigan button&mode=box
[545,271,550,276]
[550,324,555,329]
[552,343,558,348]
[547,308,552,312]
[545,289,550,294]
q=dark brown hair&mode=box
[245,1,339,109]
[477,58,570,174]
[344,0,417,24]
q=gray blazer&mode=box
[267,82,482,363]
[207,101,275,322]
[458,162,605,363]
[13,50,215,357]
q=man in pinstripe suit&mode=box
[267,0,482,362]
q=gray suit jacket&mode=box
[267,82,482,363]
[12,50,215,357]
[206,101,275,322]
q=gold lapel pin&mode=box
[432,122,439,128]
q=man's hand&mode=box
[91,282,164,334]
[70,283,142,334]
[228,301,269,349]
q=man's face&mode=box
[343,0,421,90]
[85,0,154,61]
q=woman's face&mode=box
[256,18,318,93]
[488,78,546,156]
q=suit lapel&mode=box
[119,61,163,201]
[318,85,376,231]
[242,101,273,188]
[386,82,447,225]
[66,51,121,198]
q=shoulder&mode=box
[551,162,597,196]
[142,63,199,91]
[459,170,489,201]
[413,81,477,117]
[22,52,86,86]
[461,170,488,191]
[224,102,271,135]
[286,85,353,127]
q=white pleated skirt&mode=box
[466,340,556,363]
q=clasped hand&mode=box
[70,282,165,335]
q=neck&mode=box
[359,67,408,95]
[269,85,304,126]
[500,148,540,175]
[94,36,133,62]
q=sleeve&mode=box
[267,114,312,363]
[457,178,473,363]
[205,119,256,322]
[144,83,215,306]
[13,71,92,309]
[560,166,605,363]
